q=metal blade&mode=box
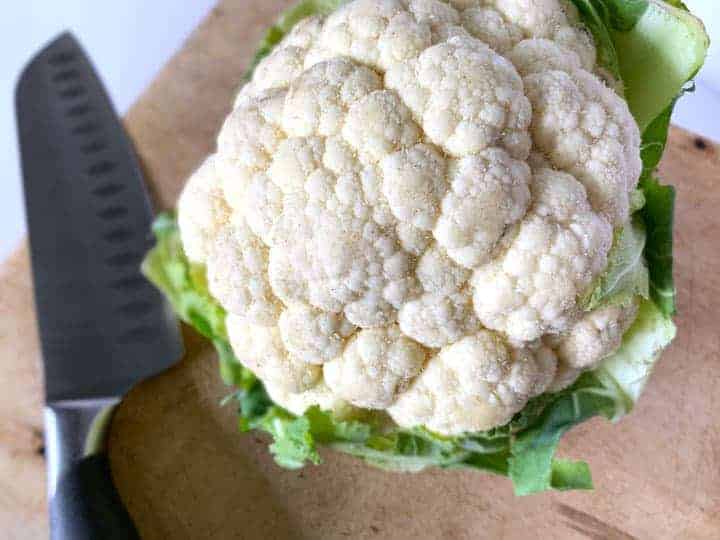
[16,32,183,403]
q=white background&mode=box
[0,0,717,260]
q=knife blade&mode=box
[16,32,183,539]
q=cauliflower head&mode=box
[177,0,644,435]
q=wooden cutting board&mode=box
[1,1,719,538]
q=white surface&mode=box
[0,0,216,260]
[671,0,720,140]
[0,0,718,260]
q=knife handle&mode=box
[45,401,140,540]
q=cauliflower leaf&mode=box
[508,372,620,495]
[142,214,226,341]
[508,297,675,495]
[614,0,708,132]
[639,176,677,317]
[597,298,677,403]
[570,0,708,130]
[583,216,649,310]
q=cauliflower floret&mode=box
[472,169,612,342]
[378,10,432,66]
[556,300,639,369]
[266,181,408,327]
[415,245,471,296]
[489,0,567,35]
[242,60,419,329]
[278,304,356,364]
[282,59,383,138]
[343,90,422,164]
[407,0,461,27]
[528,345,558,396]
[461,6,524,54]
[388,333,540,434]
[399,291,479,347]
[555,0,596,70]
[524,69,642,224]
[324,326,427,408]
[282,15,325,50]
[487,0,596,70]
[206,219,280,325]
[451,0,595,70]
[264,380,353,417]
[397,222,433,256]
[543,300,639,391]
[242,171,284,244]
[398,246,479,347]
[434,148,531,268]
[177,0,643,436]
[226,314,320,393]
[248,47,307,95]
[380,143,448,230]
[267,136,326,195]
[219,90,285,176]
[386,35,532,159]
[236,16,324,107]
[177,156,231,263]
[547,358,583,392]
[509,38,583,76]
[314,0,406,69]
[266,156,418,326]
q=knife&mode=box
[15,32,183,539]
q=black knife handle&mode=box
[50,453,140,540]
[45,401,139,539]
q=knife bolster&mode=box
[44,397,119,499]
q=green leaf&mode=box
[603,0,649,30]
[639,176,676,316]
[640,100,676,176]
[303,406,372,444]
[235,374,273,428]
[508,372,622,495]
[329,426,465,472]
[262,411,321,469]
[508,298,675,495]
[664,0,689,8]
[459,433,511,455]
[569,1,708,130]
[569,0,624,80]
[612,1,709,131]
[583,217,649,311]
[629,188,646,213]
[551,459,594,491]
[597,298,676,403]
[460,450,512,476]
[142,213,227,342]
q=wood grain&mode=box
[1,1,718,538]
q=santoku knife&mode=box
[16,32,183,539]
